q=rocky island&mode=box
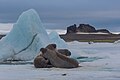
[60,24,120,43]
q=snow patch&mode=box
[114,40,120,44]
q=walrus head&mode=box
[40,47,56,59]
[40,48,48,58]
[40,48,47,53]
[46,44,56,50]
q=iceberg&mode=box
[49,31,67,49]
[0,9,58,61]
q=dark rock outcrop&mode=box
[77,24,96,32]
[67,24,77,33]
[66,24,110,34]
[96,29,110,33]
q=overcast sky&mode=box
[0,0,120,31]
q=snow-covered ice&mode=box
[114,40,120,43]
[0,42,120,80]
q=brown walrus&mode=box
[40,44,79,68]
[34,44,71,68]
[33,54,53,68]
[46,44,71,56]
[34,44,76,68]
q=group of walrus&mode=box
[34,44,79,68]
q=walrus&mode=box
[40,44,79,68]
[34,54,53,68]
[57,49,71,56]
[34,44,73,68]
[46,44,71,56]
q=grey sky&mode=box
[0,0,120,31]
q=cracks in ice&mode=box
[16,33,38,54]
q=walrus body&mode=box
[40,44,79,68]
[46,44,71,56]
[57,49,71,56]
[34,54,52,68]
[33,49,71,68]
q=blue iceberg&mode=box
[49,31,67,49]
[0,9,67,61]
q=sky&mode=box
[0,0,120,31]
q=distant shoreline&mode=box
[60,33,120,43]
[59,24,120,43]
